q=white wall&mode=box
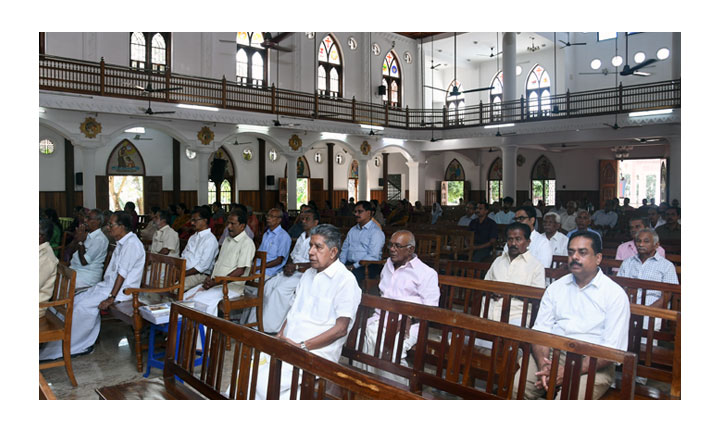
[39,126,66,191]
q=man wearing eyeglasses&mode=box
[503,206,553,268]
[339,201,385,282]
[256,208,292,280]
[359,230,439,383]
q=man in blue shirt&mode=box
[257,208,292,280]
[339,200,385,282]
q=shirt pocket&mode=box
[309,297,333,323]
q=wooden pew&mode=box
[40,372,57,400]
[106,253,186,372]
[343,294,637,399]
[96,303,421,400]
[436,275,680,399]
[441,260,492,279]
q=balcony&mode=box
[40,55,681,130]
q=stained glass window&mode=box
[318,34,342,98]
[208,180,217,204]
[487,157,503,204]
[220,179,232,204]
[237,32,267,87]
[382,51,401,107]
[526,64,551,116]
[151,33,166,71]
[445,80,465,125]
[381,78,388,102]
[39,139,54,155]
[130,32,146,69]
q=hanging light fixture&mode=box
[611,145,633,161]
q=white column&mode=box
[287,155,298,210]
[196,147,214,206]
[407,160,426,204]
[79,143,98,209]
[357,157,370,201]
[501,145,517,202]
[667,135,681,203]
[502,32,517,114]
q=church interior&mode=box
[37,30,685,406]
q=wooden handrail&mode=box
[39,54,681,130]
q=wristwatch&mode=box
[300,341,308,351]
[78,241,84,247]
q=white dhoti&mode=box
[262,272,303,333]
[358,319,418,385]
[39,284,110,360]
[253,353,297,400]
[184,283,243,318]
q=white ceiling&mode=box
[421,32,568,68]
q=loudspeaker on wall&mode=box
[75,172,83,186]
[267,175,275,186]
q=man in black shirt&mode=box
[468,202,498,262]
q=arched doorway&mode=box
[487,157,503,204]
[208,147,235,206]
[348,159,359,202]
[99,139,156,214]
[281,156,313,209]
[530,156,556,205]
[441,158,467,205]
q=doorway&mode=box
[108,175,144,213]
[617,158,667,207]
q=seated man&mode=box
[263,209,319,333]
[218,203,254,246]
[559,200,578,233]
[66,209,109,289]
[566,209,602,241]
[615,216,665,261]
[543,212,568,256]
[181,206,219,290]
[457,202,478,226]
[485,223,545,327]
[503,206,552,268]
[124,201,139,232]
[360,230,440,383]
[592,200,619,234]
[655,206,681,244]
[468,202,498,262]
[254,224,362,399]
[618,228,678,306]
[513,232,630,399]
[40,217,59,318]
[257,208,292,280]
[149,210,180,257]
[139,206,160,242]
[40,211,146,359]
[493,196,516,225]
[287,204,310,239]
[339,200,385,282]
[647,207,666,230]
[185,209,255,317]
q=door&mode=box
[278,177,287,208]
[599,160,618,207]
[144,176,163,212]
[95,175,109,211]
[310,178,324,204]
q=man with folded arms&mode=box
[66,209,109,290]
[513,232,629,399]
[360,230,439,383]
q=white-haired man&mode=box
[543,212,569,256]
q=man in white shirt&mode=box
[254,224,362,399]
[263,209,319,333]
[66,209,109,289]
[559,200,578,233]
[39,217,58,318]
[503,206,553,268]
[485,223,545,328]
[457,202,478,226]
[592,200,619,232]
[493,196,516,225]
[149,210,180,257]
[40,211,146,360]
[513,231,630,399]
[360,230,440,383]
[185,209,255,317]
[543,212,569,256]
[181,206,219,291]
[647,207,666,230]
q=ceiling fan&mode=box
[633,137,661,144]
[135,82,183,93]
[231,138,253,145]
[494,129,517,137]
[132,134,152,141]
[579,67,617,76]
[558,33,587,49]
[477,46,502,58]
[261,32,293,52]
[620,33,657,76]
[424,33,494,96]
[140,98,175,115]
[545,142,580,152]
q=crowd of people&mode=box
[39,193,679,399]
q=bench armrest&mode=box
[39,299,71,308]
[123,284,182,295]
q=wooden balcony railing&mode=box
[40,54,681,130]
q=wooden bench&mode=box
[343,294,637,399]
[106,253,186,372]
[40,372,57,400]
[96,303,421,400]
[39,264,77,387]
[436,275,680,399]
[441,260,492,279]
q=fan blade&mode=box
[151,110,176,115]
[463,86,494,93]
[604,123,620,129]
[620,58,657,76]
[146,86,183,93]
[423,85,447,92]
[573,42,587,46]
[558,39,569,45]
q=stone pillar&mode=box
[501,145,517,202]
[259,139,267,212]
[286,154,298,210]
[502,32,517,117]
[382,152,389,201]
[196,147,215,206]
[357,156,370,201]
[77,142,99,209]
[407,160,426,204]
[671,32,681,80]
[326,142,334,207]
[667,135,681,203]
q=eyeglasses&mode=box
[107,222,119,228]
[353,209,369,214]
[389,242,412,250]
[514,216,529,222]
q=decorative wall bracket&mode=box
[80,117,102,139]
[198,126,214,145]
[289,134,302,151]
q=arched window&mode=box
[531,156,556,206]
[348,160,359,203]
[445,80,465,125]
[526,64,551,117]
[490,71,504,121]
[382,51,401,107]
[318,34,342,98]
[487,157,503,204]
[236,32,267,87]
[130,32,171,71]
[207,148,235,205]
